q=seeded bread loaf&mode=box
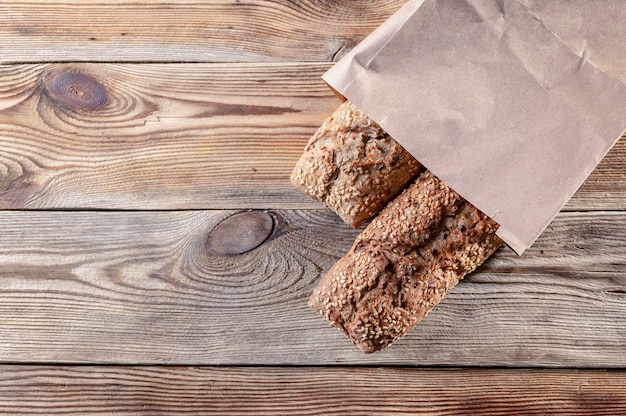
[291,101,422,228]
[309,171,503,353]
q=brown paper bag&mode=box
[324,0,626,254]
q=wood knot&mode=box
[206,211,275,256]
[43,70,108,112]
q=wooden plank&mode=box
[1,366,626,415]
[0,62,336,209]
[0,63,624,211]
[0,0,406,63]
[0,209,623,366]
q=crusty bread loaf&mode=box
[291,101,422,228]
[309,171,502,353]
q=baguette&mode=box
[291,101,422,228]
[309,171,502,353]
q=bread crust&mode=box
[291,101,422,228]
[309,171,502,353]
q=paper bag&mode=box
[324,0,626,254]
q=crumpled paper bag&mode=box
[324,0,626,254]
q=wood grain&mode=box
[0,63,624,210]
[0,209,623,366]
[0,0,406,63]
[1,366,626,415]
[0,62,336,209]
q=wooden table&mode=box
[0,1,625,414]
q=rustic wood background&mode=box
[0,0,625,414]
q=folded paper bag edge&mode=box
[323,0,426,93]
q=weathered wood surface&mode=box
[0,63,334,209]
[1,366,626,415]
[0,63,624,210]
[0,209,623,366]
[0,0,406,63]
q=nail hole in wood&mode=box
[206,211,275,256]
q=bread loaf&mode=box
[291,101,422,228]
[309,171,502,353]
